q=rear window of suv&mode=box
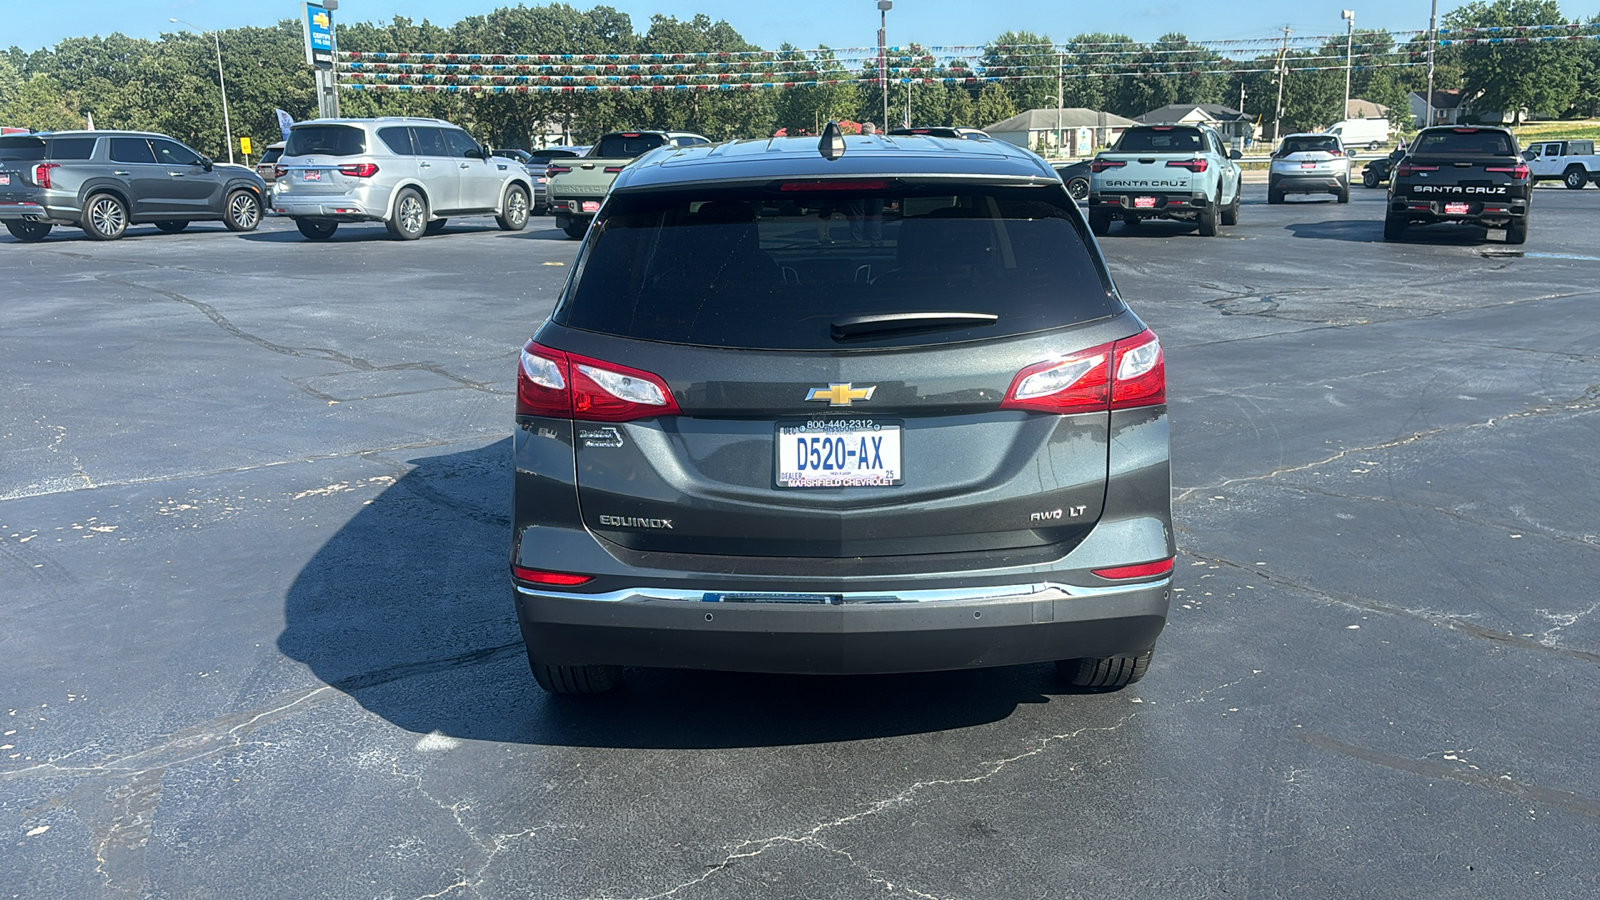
[1279,136,1341,155]
[555,184,1120,351]
[596,134,667,157]
[1114,128,1204,152]
[1413,129,1516,156]
[285,125,366,157]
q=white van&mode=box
[1328,118,1391,150]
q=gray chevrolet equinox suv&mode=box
[0,131,265,241]
[272,117,533,240]
[511,127,1174,694]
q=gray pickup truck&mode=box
[547,130,709,239]
[1086,124,1243,237]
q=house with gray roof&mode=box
[983,108,1140,157]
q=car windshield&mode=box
[595,134,667,157]
[285,125,367,157]
[1115,128,1204,152]
[1280,137,1341,155]
[557,184,1119,351]
[0,137,47,161]
[1413,129,1516,156]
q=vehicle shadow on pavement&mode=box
[236,225,575,243]
[1286,220,1497,244]
[278,439,1075,749]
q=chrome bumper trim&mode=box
[514,577,1170,605]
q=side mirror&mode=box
[467,147,486,160]
[200,156,214,171]
[1230,149,1243,160]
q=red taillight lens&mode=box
[1000,329,1165,415]
[273,165,287,179]
[779,180,891,192]
[1091,558,1175,580]
[516,341,680,422]
[32,163,59,189]
[1089,159,1126,173]
[1166,158,1208,173]
[511,564,594,586]
[1328,148,1344,157]
[1395,163,1438,177]
[1485,164,1529,179]
[546,164,573,176]
[603,165,625,174]
[338,163,379,177]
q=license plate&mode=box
[0,174,9,185]
[581,200,600,213]
[1301,162,1319,169]
[1133,196,1157,209]
[303,170,322,181]
[777,421,902,488]
[1445,202,1470,215]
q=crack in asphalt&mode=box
[580,719,1133,900]
[1173,384,1600,504]
[1174,546,1600,667]
[93,274,508,396]
[1294,731,1600,821]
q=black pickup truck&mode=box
[1385,126,1530,244]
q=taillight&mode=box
[1089,159,1126,173]
[1328,148,1344,157]
[273,165,287,179]
[779,180,891,192]
[603,165,625,174]
[1092,558,1175,580]
[1166,159,1208,173]
[338,163,379,177]
[1395,162,1438,177]
[517,341,680,422]
[511,564,593,586]
[546,164,573,177]
[1486,164,1529,179]
[1000,329,1165,414]
[31,163,59,189]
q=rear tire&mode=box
[1336,182,1350,204]
[1220,188,1240,226]
[1505,215,1528,245]
[296,218,338,240]
[154,220,188,234]
[562,221,587,240]
[81,193,128,241]
[1058,649,1152,690]
[224,189,262,232]
[1066,177,1089,202]
[1362,168,1380,188]
[1197,193,1219,236]
[1088,208,1111,236]
[5,221,52,242]
[496,184,530,231]
[531,660,621,694]
[1563,167,1587,190]
[387,188,427,240]
[1383,212,1407,242]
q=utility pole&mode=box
[1425,0,1438,127]
[877,0,892,129]
[1057,50,1065,156]
[1342,10,1355,124]
[1273,25,1291,147]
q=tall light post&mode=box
[1425,0,1439,127]
[170,18,234,163]
[1341,10,1355,124]
[877,0,892,130]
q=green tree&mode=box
[1444,0,1580,123]
[982,30,1056,115]
[0,74,84,131]
[975,82,1016,127]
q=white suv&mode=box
[272,117,534,240]
[1267,133,1351,204]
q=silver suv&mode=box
[0,130,266,242]
[1268,133,1352,204]
[271,117,534,241]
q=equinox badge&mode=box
[806,383,876,407]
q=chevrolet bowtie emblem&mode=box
[806,383,876,406]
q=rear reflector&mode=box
[1092,558,1175,580]
[511,565,594,586]
[603,165,625,173]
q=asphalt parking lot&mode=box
[3,185,1598,899]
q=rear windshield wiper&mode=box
[831,311,999,341]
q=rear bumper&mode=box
[0,199,75,223]
[1089,191,1210,219]
[1390,195,1529,226]
[514,578,1169,675]
[271,195,384,221]
[1271,172,1347,193]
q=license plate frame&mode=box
[775,419,903,489]
[1444,201,1470,215]
[1133,196,1158,209]
[0,174,9,185]
[581,200,600,213]
[302,169,322,182]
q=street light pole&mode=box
[877,1,892,130]
[1426,0,1438,127]
[1342,10,1354,124]
[171,18,234,163]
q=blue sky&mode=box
[7,0,1539,55]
